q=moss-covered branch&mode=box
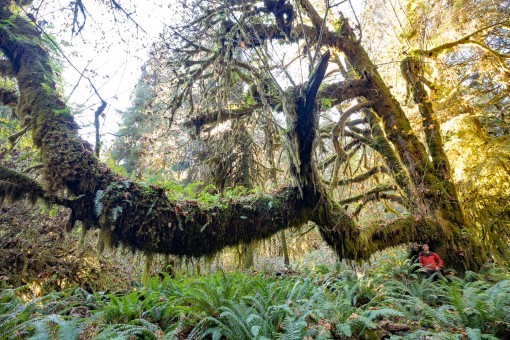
[316,79,367,103]
[95,182,315,256]
[334,166,389,186]
[338,184,399,205]
[0,6,116,196]
[183,104,263,132]
[400,56,464,226]
[0,165,45,205]
[368,216,444,252]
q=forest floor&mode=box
[1,248,509,339]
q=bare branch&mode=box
[71,0,86,36]
[109,0,147,34]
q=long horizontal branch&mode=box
[95,183,314,256]
[367,216,444,254]
[414,20,509,58]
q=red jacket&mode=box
[419,251,443,269]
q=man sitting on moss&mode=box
[418,244,444,280]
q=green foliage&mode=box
[94,323,159,339]
[1,258,509,339]
[320,97,333,110]
[102,152,129,177]
[0,287,96,339]
[135,176,261,208]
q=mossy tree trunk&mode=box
[0,1,485,272]
[280,230,290,266]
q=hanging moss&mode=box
[89,180,311,257]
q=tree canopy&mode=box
[1,0,509,272]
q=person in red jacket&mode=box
[418,244,444,280]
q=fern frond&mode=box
[128,318,162,334]
[336,322,352,337]
[94,190,104,217]
[95,323,158,340]
[110,205,123,222]
[277,316,307,340]
[219,305,253,338]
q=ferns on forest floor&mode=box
[1,262,509,339]
[0,287,93,339]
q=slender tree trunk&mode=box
[242,244,255,269]
[240,124,256,269]
[280,230,290,266]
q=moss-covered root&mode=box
[369,216,485,273]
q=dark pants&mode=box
[424,269,444,281]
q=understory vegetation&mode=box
[1,249,509,339]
